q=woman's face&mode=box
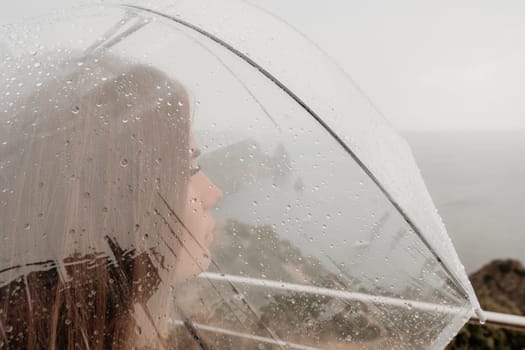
[172,135,222,283]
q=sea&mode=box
[405,131,525,273]
[201,129,524,284]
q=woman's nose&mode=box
[200,173,223,210]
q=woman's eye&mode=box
[190,163,201,176]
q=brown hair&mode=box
[0,54,192,349]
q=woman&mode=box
[0,53,221,349]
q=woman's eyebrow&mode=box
[191,148,201,158]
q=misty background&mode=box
[1,0,524,272]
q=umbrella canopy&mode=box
[0,1,483,349]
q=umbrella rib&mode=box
[84,10,145,56]
[122,4,470,301]
[199,273,525,332]
[241,0,392,124]
[198,272,466,315]
[170,319,322,350]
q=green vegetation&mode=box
[447,259,525,350]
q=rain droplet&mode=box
[24,224,30,230]
[5,325,13,333]
[71,106,80,114]
[65,319,71,325]
[120,158,128,167]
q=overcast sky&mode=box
[2,0,524,131]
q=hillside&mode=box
[447,259,525,349]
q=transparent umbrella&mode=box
[0,1,483,349]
